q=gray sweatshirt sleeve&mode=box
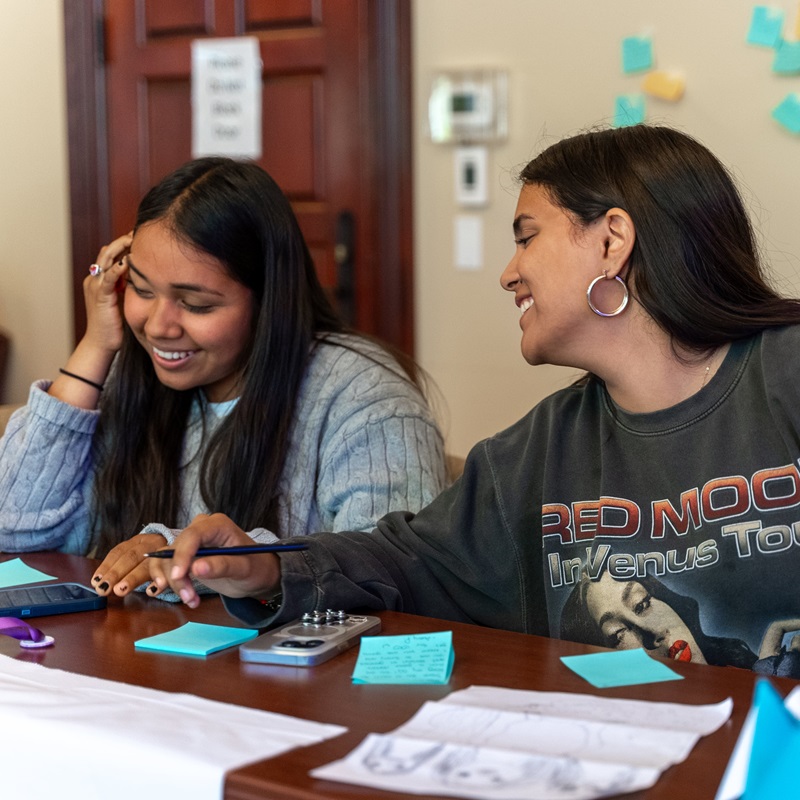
[0,381,98,553]
[223,430,546,636]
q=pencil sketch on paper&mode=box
[332,733,654,800]
[362,737,444,774]
[397,701,698,768]
[432,744,640,797]
[310,686,732,800]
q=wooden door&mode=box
[64,0,414,353]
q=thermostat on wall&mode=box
[428,70,508,144]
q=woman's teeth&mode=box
[153,347,193,361]
[519,297,534,315]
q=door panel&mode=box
[262,77,320,196]
[246,0,319,27]
[65,0,414,351]
[142,1,208,35]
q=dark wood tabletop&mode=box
[0,552,791,800]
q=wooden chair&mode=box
[0,403,20,437]
[0,330,8,403]
[445,453,465,484]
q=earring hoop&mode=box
[587,274,629,317]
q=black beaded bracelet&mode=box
[58,368,104,392]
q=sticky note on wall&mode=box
[614,94,646,127]
[621,35,654,73]
[773,93,800,133]
[641,71,686,102]
[773,40,800,74]
[747,6,785,48]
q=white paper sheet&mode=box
[785,683,800,715]
[191,37,262,159]
[312,685,732,800]
[714,707,755,800]
[0,655,345,799]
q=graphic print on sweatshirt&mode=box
[542,460,800,677]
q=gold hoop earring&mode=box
[586,273,629,317]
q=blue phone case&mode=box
[0,582,107,617]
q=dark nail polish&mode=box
[148,584,158,594]
[92,575,101,583]
[98,581,109,591]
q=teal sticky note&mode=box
[560,648,683,688]
[0,558,57,589]
[134,621,258,656]
[614,94,646,127]
[773,39,800,73]
[743,679,800,799]
[621,35,654,73]
[772,93,800,133]
[746,6,784,48]
[352,630,454,684]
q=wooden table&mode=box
[0,552,792,799]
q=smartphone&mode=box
[240,609,381,666]
[0,582,107,618]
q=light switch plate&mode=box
[454,146,488,207]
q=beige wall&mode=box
[414,0,800,455]
[0,0,72,405]
[5,2,800,461]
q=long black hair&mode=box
[91,157,415,553]
[519,125,800,353]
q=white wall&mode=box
[0,0,72,404]
[414,0,800,456]
[5,2,800,462]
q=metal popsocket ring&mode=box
[89,263,103,277]
[0,617,54,649]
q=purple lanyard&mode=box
[0,617,54,649]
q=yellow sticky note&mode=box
[641,71,686,102]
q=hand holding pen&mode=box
[145,512,288,608]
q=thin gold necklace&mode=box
[700,348,721,389]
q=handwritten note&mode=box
[191,37,262,158]
[0,558,57,589]
[134,621,258,657]
[561,648,682,688]
[352,631,454,684]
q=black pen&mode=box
[145,543,309,559]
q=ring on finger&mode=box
[89,263,103,277]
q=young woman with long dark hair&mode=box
[0,157,446,597]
